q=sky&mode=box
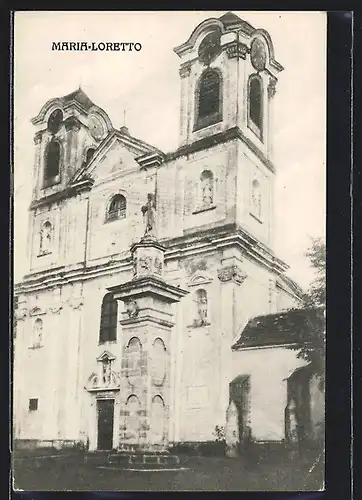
[13,11,326,289]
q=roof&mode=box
[219,12,255,34]
[61,88,95,110]
[232,307,325,350]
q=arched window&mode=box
[251,179,262,218]
[99,293,118,343]
[44,140,61,186]
[33,318,43,347]
[248,75,263,137]
[195,69,222,130]
[107,194,127,221]
[86,148,96,163]
[200,170,214,207]
[39,221,53,255]
[195,289,208,327]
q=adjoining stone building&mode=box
[13,12,324,452]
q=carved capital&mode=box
[15,308,28,321]
[268,78,277,99]
[125,300,139,319]
[33,131,43,145]
[48,305,63,315]
[69,298,83,310]
[218,265,247,285]
[64,116,81,132]
[179,62,192,78]
[225,42,248,60]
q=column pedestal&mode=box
[108,235,188,452]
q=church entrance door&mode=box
[97,399,114,450]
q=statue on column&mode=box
[141,193,157,238]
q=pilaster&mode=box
[217,251,248,424]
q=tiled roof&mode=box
[232,307,325,350]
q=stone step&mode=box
[108,453,181,466]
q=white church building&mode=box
[13,12,324,453]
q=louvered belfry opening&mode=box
[249,76,263,134]
[44,140,61,187]
[195,69,222,130]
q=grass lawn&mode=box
[12,452,324,491]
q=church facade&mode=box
[14,13,319,453]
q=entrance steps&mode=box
[109,452,181,466]
[84,451,182,468]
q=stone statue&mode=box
[102,360,112,386]
[196,290,208,326]
[141,193,156,237]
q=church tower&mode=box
[174,12,283,250]
[27,88,113,273]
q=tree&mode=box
[303,237,326,308]
[294,237,326,383]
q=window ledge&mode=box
[188,320,211,329]
[104,216,127,224]
[42,175,61,189]
[37,251,52,258]
[98,340,117,346]
[194,113,222,132]
[250,211,263,224]
[192,205,216,215]
[247,119,263,142]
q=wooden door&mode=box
[97,399,114,450]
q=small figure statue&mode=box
[141,193,156,238]
[102,360,112,386]
[196,289,208,326]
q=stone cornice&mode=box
[166,127,275,173]
[30,179,94,210]
[14,224,291,296]
[108,276,189,304]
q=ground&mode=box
[12,449,324,491]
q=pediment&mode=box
[72,130,163,185]
[188,272,213,288]
[96,350,116,362]
[29,306,46,317]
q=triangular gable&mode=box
[96,350,116,362]
[71,130,164,184]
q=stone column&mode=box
[64,295,84,442]
[109,236,188,452]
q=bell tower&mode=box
[175,12,283,158]
[174,12,284,249]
